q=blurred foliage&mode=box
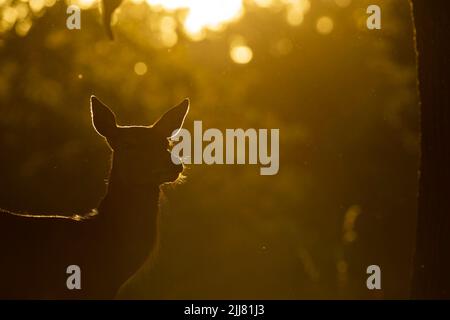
[0,0,418,298]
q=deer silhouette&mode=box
[0,95,189,299]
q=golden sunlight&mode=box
[253,0,273,8]
[1,0,316,39]
[146,0,244,40]
[68,0,98,10]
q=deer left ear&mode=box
[153,98,190,138]
[90,95,117,139]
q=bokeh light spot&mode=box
[29,0,45,13]
[134,62,148,75]
[316,16,334,35]
[230,45,253,64]
[286,7,304,26]
[334,0,351,8]
[15,19,32,37]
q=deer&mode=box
[0,95,190,299]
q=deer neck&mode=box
[96,160,161,267]
[101,164,160,228]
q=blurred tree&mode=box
[102,0,123,40]
[411,0,450,299]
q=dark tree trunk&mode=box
[411,0,450,299]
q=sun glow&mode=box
[0,0,314,39]
[146,0,244,40]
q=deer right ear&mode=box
[153,98,190,138]
[90,95,117,138]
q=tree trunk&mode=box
[411,0,450,299]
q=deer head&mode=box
[90,96,189,186]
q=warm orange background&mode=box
[0,0,418,299]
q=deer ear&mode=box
[153,98,190,138]
[90,95,117,138]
